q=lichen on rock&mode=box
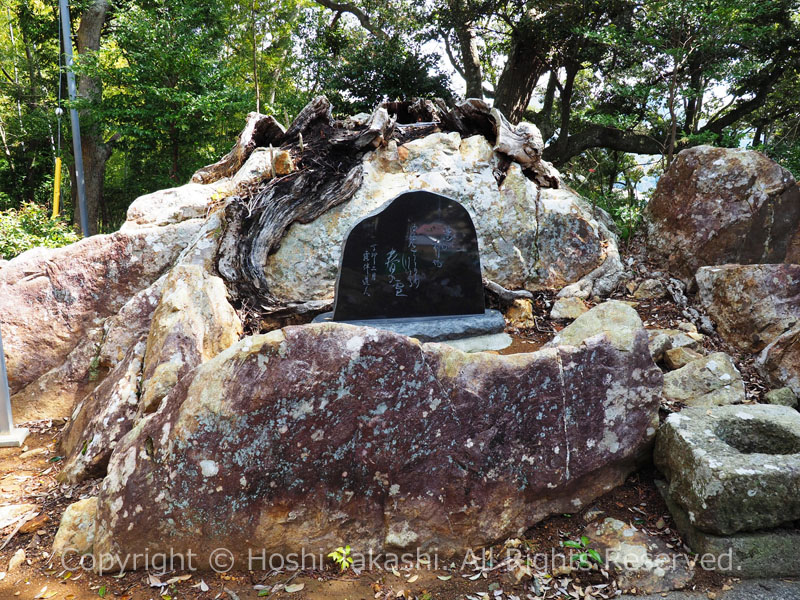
[91,311,661,570]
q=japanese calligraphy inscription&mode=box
[332,191,485,321]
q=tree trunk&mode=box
[73,0,112,234]
[456,24,482,99]
[666,65,679,167]
[80,135,112,230]
[532,70,558,140]
[170,126,180,180]
[753,124,763,147]
[552,62,579,160]
[683,61,703,134]
[447,0,482,99]
[492,32,546,124]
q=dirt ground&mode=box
[0,239,782,600]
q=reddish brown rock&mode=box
[58,340,146,483]
[96,278,165,370]
[645,146,800,278]
[788,224,800,263]
[10,328,104,424]
[0,222,202,417]
[696,264,800,352]
[93,316,661,571]
[58,266,241,483]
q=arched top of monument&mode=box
[332,191,485,321]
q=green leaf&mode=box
[258,590,270,597]
[587,549,603,564]
[98,586,107,598]
[563,541,582,549]
[580,536,589,547]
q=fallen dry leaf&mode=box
[19,513,50,534]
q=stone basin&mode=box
[655,404,800,535]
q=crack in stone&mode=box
[555,348,570,481]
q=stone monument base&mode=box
[312,309,510,351]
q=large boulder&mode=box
[1,222,203,421]
[262,132,620,302]
[121,180,231,230]
[58,340,146,483]
[757,325,800,398]
[695,264,800,352]
[645,146,800,278]
[92,316,661,570]
[58,265,242,483]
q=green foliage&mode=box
[564,149,653,241]
[327,545,354,571]
[0,2,62,209]
[563,535,603,569]
[308,30,452,115]
[80,0,249,178]
[1,0,800,235]
[758,141,800,179]
[0,202,80,259]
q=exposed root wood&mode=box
[382,97,445,123]
[282,95,332,142]
[217,96,563,328]
[483,278,535,304]
[331,107,395,149]
[192,113,286,184]
[440,98,496,140]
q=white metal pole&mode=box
[0,324,28,447]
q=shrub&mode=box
[0,203,80,259]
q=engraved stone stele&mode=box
[313,191,508,347]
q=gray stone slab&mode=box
[656,480,800,578]
[438,332,512,353]
[312,309,506,342]
[618,579,800,600]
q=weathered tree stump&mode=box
[217,96,561,324]
[191,112,286,184]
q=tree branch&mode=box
[0,65,14,85]
[543,124,665,165]
[700,59,791,135]
[440,31,465,78]
[312,0,388,39]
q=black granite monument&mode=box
[334,190,484,320]
[314,191,507,344]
